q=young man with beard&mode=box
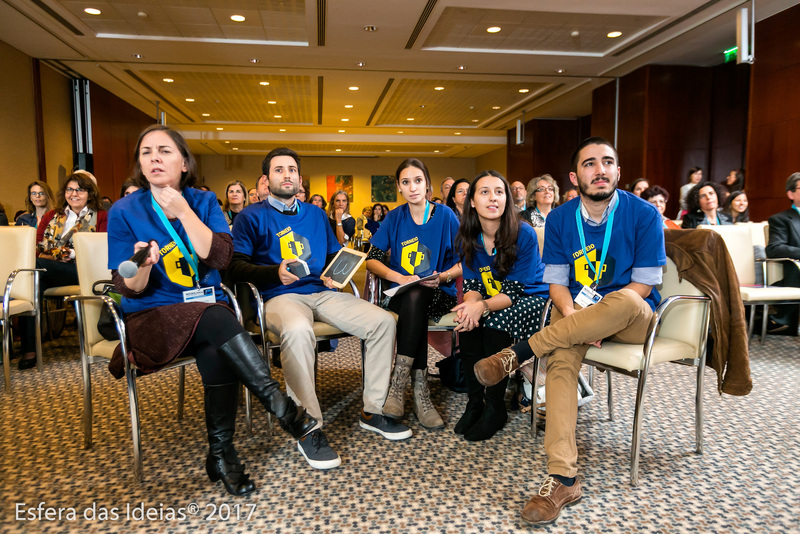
[228,147,411,470]
[473,137,665,526]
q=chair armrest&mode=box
[364,270,383,305]
[234,282,266,335]
[65,294,128,349]
[756,257,800,285]
[219,283,241,324]
[3,268,46,313]
[346,279,361,299]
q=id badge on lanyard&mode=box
[574,201,616,307]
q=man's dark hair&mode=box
[785,172,800,192]
[262,147,300,175]
[570,137,619,173]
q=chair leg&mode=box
[177,367,186,420]
[530,356,541,440]
[3,318,12,391]
[760,304,769,344]
[630,370,649,486]
[245,388,253,437]
[695,360,706,455]
[81,352,93,449]
[607,370,614,422]
[747,305,755,342]
[126,372,144,482]
[35,308,43,372]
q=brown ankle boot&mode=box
[474,348,521,387]
[382,354,414,419]
[412,369,444,429]
[521,476,582,525]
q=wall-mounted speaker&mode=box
[736,7,754,64]
[515,119,524,145]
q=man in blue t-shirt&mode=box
[474,137,666,526]
[228,148,411,471]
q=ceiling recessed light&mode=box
[486,26,501,33]
[216,127,223,131]
[338,129,346,133]
[84,8,101,15]
[472,119,479,123]
[344,104,354,108]
[267,101,277,104]
[335,149,342,152]
[349,86,359,91]
[259,81,269,86]
[363,25,377,32]
[232,147,238,150]
[137,11,148,18]
[385,149,391,152]
[163,78,174,83]
[202,113,210,117]
[231,15,245,22]
[406,118,414,121]
[355,61,366,67]
[341,118,349,122]
[519,89,530,93]
[185,98,195,102]
[434,86,444,91]
[492,106,501,110]
[571,30,580,38]
[224,141,230,144]
[274,115,282,118]
[397,131,403,134]
[607,31,622,38]
[279,128,286,132]
[131,54,143,59]
[457,65,467,70]
[454,132,461,135]
[434,150,440,153]
[556,68,565,74]
[249,58,260,63]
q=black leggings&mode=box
[388,285,435,369]
[458,324,513,365]
[187,306,246,385]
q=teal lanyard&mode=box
[151,192,200,287]
[422,200,431,224]
[703,213,721,225]
[792,205,800,216]
[575,201,617,288]
[478,233,496,256]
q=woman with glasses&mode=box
[222,180,248,229]
[17,172,108,370]
[16,180,55,229]
[521,174,560,228]
[445,178,470,219]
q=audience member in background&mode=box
[641,185,682,229]
[445,178,470,219]
[441,177,455,201]
[328,190,356,245]
[723,190,749,223]
[628,178,649,197]
[366,158,461,430]
[255,174,270,201]
[309,194,326,210]
[765,172,800,332]
[511,181,527,211]
[453,171,548,441]
[100,196,114,211]
[16,180,54,228]
[431,197,443,204]
[562,187,579,203]
[678,166,703,217]
[521,174,559,228]
[107,126,316,496]
[248,188,259,205]
[14,210,24,223]
[119,178,140,199]
[725,169,745,195]
[681,181,732,228]
[297,178,309,202]
[17,171,108,370]
[381,204,390,216]
[366,203,384,236]
[222,180,248,229]
[229,147,410,470]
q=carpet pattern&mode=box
[1,326,799,533]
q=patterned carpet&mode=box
[1,324,799,533]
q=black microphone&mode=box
[118,242,153,278]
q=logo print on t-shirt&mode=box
[279,231,312,261]
[574,248,615,288]
[400,240,432,275]
[480,266,502,296]
[162,243,195,288]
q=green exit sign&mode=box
[724,47,738,63]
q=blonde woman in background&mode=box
[16,180,55,229]
[521,174,560,228]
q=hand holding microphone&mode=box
[119,241,159,278]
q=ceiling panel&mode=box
[193,141,455,155]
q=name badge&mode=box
[183,286,217,304]
[574,284,602,308]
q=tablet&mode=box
[320,247,368,289]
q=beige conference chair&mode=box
[0,226,44,391]
[531,257,712,486]
[69,232,248,482]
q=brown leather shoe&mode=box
[521,476,582,525]
[474,348,520,387]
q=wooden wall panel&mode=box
[505,120,535,184]
[709,62,750,182]
[616,67,647,186]
[591,81,616,142]
[746,3,800,222]
[531,119,581,188]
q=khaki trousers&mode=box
[528,288,654,477]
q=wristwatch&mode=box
[481,300,491,317]
[337,222,342,226]
[445,271,452,284]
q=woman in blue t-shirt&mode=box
[107,125,316,497]
[366,158,461,429]
[452,170,548,441]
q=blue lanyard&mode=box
[478,233,496,256]
[423,200,431,224]
[703,214,721,225]
[792,205,799,216]
[151,192,200,287]
[575,201,617,287]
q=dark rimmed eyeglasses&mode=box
[30,191,46,197]
[65,187,87,194]
[535,186,555,193]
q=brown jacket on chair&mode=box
[664,229,752,396]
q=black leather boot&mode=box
[218,333,317,439]
[454,350,484,435]
[464,376,509,441]
[204,382,256,496]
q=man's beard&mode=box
[269,183,299,200]
[577,178,617,202]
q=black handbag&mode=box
[92,280,123,341]
[435,347,467,393]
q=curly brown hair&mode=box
[57,172,101,212]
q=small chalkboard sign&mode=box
[320,247,367,289]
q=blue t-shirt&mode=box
[107,187,230,314]
[542,190,666,310]
[232,200,341,300]
[369,203,460,297]
[461,223,549,301]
